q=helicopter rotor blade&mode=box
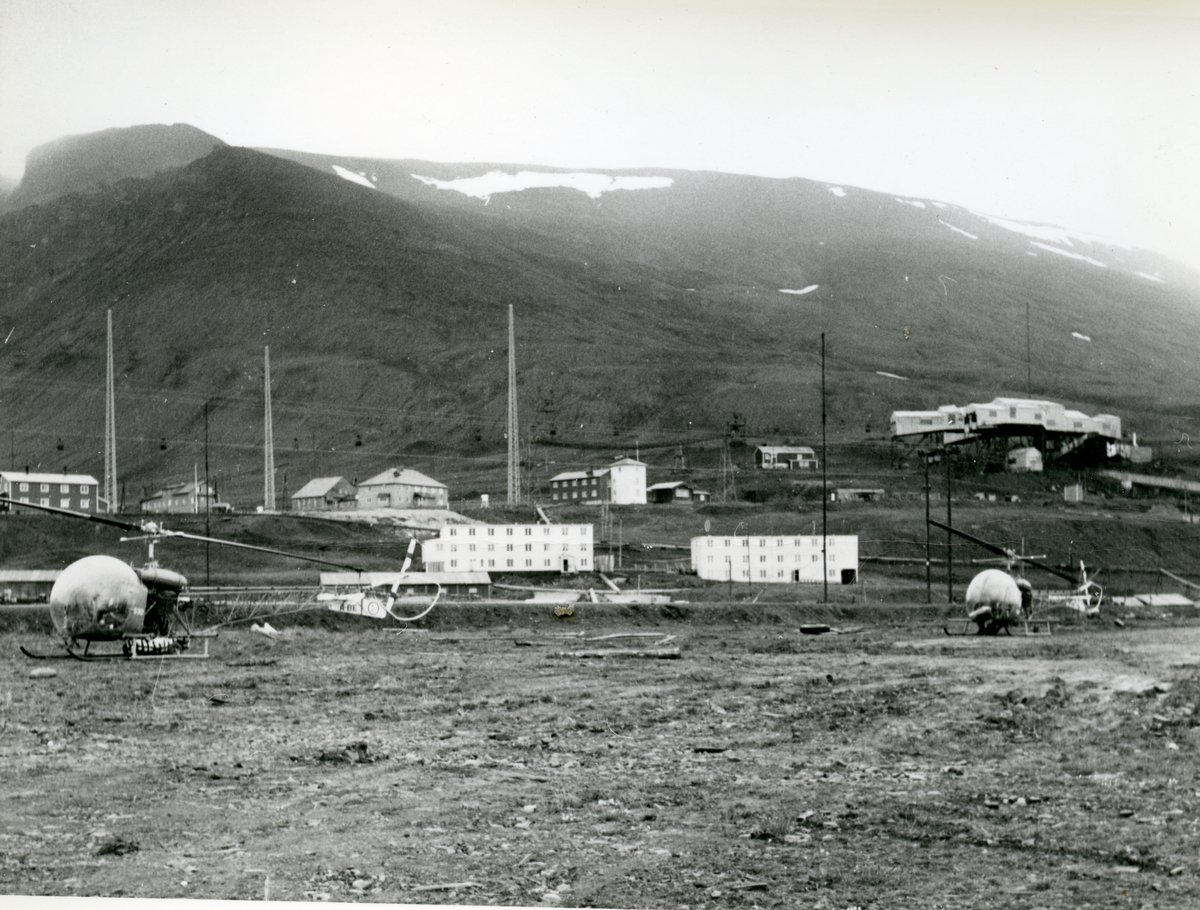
[929,519,1078,583]
[2,496,363,572]
[928,519,1011,558]
[0,497,143,532]
[158,531,364,572]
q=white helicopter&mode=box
[3,496,366,660]
[930,520,1101,635]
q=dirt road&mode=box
[2,615,1199,908]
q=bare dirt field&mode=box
[3,608,1200,909]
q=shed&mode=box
[832,488,885,503]
[647,481,702,504]
[755,446,818,470]
[0,569,60,603]
[319,571,491,599]
[1006,447,1043,473]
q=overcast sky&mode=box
[1,0,1197,269]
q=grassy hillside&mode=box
[2,128,1199,508]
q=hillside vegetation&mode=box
[2,124,1198,505]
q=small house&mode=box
[140,479,218,514]
[291,476,358,512]
[356,468,448,510]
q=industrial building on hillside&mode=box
[425,523,593,574]
[755,445,819,470]
[691,534,859,585]
[140,480,219,514]
[549,457,647,505]
[291,476,358,511]
[889,397,1142,469]
[356,468,448,509]
[1,471,101,512]
[890,397,1121,443]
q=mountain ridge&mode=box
[2,125,1198,504]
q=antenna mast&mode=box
[264,346,276,512]
[507,305,521,505]
[104,309,118,513]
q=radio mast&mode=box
[104,309,118,513]
[507,305,521,505]
[264,346,275,511]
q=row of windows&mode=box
[447,558,591,569]
[551,477,600,488]
[552,490,599,500]
[707,553,832,564]
[446,526,587,537]
[11,496,90,509]
[706,538,839,548]
[7,483,90,494]
[438,542,582,554]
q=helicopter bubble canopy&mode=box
[49,555,148,641]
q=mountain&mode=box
[2,125,1198,505]
[3,123,225,211]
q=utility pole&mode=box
[263,346,275,512]
[821,331,828,604]
[104,309,118,513]
[924,452,933,603]
[204,402,211,585]
[945,448,954,603]
[507,305,521,505]
[1026,300,1032,397]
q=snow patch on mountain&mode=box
[332,165,377,189]
[975,212,1131,251]
[940,221,978,240]
[876,371,909,381]
[828,186,846,197]
[1072,332,1092,341]
[1030,241,1107,267]
[411,171,673,200]
[896,198,926,209]
[779,286,819,296]
[1135,271,1165,283]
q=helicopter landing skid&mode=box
[19,645,75,660]
[942,619,1053,637]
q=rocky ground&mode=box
[2,611,1199,909]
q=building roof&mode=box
[358,468,446,489]
[0,570,61,582]
[141,480,215,501]
[319,571,491,586]
[756,445,816,455]
[549,469,609,482]
[647,481,690,491]
[609,457,646,467]
[1,471,100,485]
[292,476,352,500]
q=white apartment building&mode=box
[425,523,593,574]
[691,534,859,585]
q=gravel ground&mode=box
[2,615,1199,909]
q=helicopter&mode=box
[929,519,1100,635]
[1,496,365,660]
